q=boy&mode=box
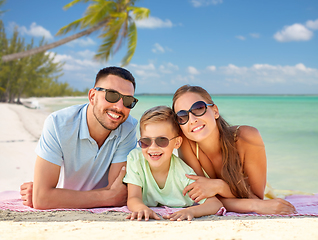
[123,106,223,221]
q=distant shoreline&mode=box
[135,93,318,96]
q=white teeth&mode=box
[192,125,204,132]
[150,153,161,156]
[108,112,120,119]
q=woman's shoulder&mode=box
[234,125,264,147]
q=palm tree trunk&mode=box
[1,21,106,62]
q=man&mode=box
[20,66,138,209]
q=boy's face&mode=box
[140,122,182,171]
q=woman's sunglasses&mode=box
[176,101,214,125]
[138,136,179,149]
[94,87,138,109]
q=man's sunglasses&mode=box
[176,101,214,125]
[94,87,138,109]
[138,136,179,149]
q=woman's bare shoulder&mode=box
[235,125,264,147]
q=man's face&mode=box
[92,74,135,131]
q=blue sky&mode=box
[2,0,318,94]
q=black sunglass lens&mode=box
[176,110,189,124]
[155,137,169,148]
[123,96,136,109]
[191,101,207,116]
[138,138,151,148]
[106,90,120,103]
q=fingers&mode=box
[152,212,161,220]
[117,166,127,182]
[111,166,127,190]
[20,182,33,208]
[165,212,193,221]
[185,174,199,180]
[128,210,161,221]
[277,199,297,214]
[183,182,195,196]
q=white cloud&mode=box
[306,19,318,30]
[159,62,179,74]
[190,0,223,7]
[207,65,216,71]
[218,63,318,84]
[19,22,53,40]
[135,16,173,29]
[152,43,165,53]
[236,35,246,40]
[52,52,102,72]
[129,63,160,79]
[250,33,260,38]
[77,50,96,58]
[274,23,313,42]
[66,37,96,47]
[187,66,200,75]
[130,63,156,71]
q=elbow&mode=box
[32,189,53,210]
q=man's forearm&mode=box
[33,187,122,210]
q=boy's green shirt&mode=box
[123,148,206,207]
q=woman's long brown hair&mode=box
[172,85,250,198]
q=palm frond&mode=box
[121,21,137,66]
[63,0,91,10]
[56,18,85,36]
[127,6,150,20]
[94,18,123,61]
[80,1,115,28]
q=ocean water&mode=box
[41,95,318,193]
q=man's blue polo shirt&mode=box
[35,103,137,191]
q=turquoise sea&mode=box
[42,95,318,193]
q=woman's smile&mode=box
[191,124,205,133]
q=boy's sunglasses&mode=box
[176,101,214,125]
[94,87,138,109]
[138,136,179,149]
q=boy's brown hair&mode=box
[140,106,180,135]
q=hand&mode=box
[183,175,222,202]
[163,208,194,221]
[255,198,297,215]
[20,182,33,208]
[126,208,161,221]
[109,166,128,206]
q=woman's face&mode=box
[173,92,219,142]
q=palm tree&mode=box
[0,0,7,16]
[1,0,150,66]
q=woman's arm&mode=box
[236,126,267,199]
[219,197,297,215]
[126,184,161,221]
[221,126,296,214]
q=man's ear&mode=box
[88,88,96,105]
[174,136,183,149]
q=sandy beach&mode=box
[0,100,317,239]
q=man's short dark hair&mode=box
[95,66,136,90]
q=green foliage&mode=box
[0,20,86,102]
[57,0,150,66]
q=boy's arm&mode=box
[164,197,223,221]
[126,183,160,221]
[32,156,127,209]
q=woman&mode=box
[172,85,296,215]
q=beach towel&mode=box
[1,191,317,217]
